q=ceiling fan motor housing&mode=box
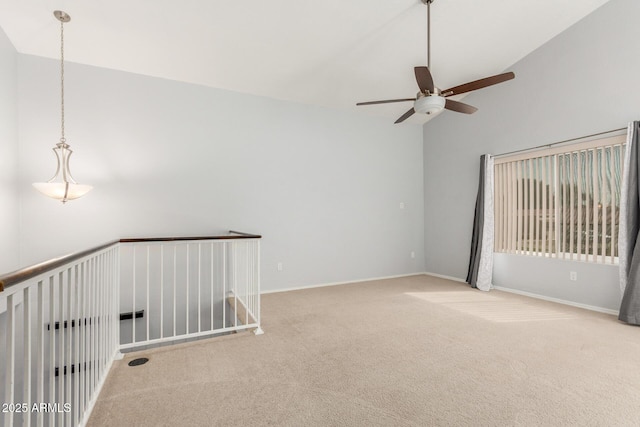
[414,95,445,115]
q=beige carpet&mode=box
[88,275,640,426]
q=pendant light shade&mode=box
[32,141,93,202]
[33,10,92,204]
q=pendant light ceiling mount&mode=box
[53,10,71,23]
[32,10,92,204]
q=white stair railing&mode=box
[118,234,262,351]
[0,242,120,427]
[0,231,261,427]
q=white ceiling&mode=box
[0,0,611,124]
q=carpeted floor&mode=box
[87,275,640,426]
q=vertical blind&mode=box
[494,135,626,264]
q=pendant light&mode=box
[32,10,92,203]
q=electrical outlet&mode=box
[277,262,283,272]
[410,251,415,259]
[570,271,577,281]
[399,202,405,210]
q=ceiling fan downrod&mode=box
[422,0,434,70]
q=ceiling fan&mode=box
[356,0,515,124]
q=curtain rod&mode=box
[494,126,627,158]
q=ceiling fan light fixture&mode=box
[414,95,445,115]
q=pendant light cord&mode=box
[60,19,65,144]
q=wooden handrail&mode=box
[0,231,261,292]
[0,240,119,292]
[120,230,261,243]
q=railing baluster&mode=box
[89,259,95,405]
[198,243,202,333]
[223,242,226,329]
[57,271,64,427]
[98,254,103,385]
[36,281,44,427]
[250,242,254,320]
[249,242,252,321]
[245,242,249,326]
[109,251,114,358]
[257,240,261,326]
[4,294,15,427]
[103,252,108,374]
[210,243,214,331]
[92,257,97,398]
[113,250,117,348]
[96,253,101,390]
[85,260,92,411]
[65,267,72,425]
[96,255,102,385]
[48,276,55,427]
[146,246,150,342]
[79,262,86,416]
[73,265,80,425]
[160,245,164,339]
[23,286,32,427]
[254,241,258,322]
[253,241,257,324]
[234,243,238,327]
[132,246,136,344]
[105,252,110,361]
[173,246,177,337]
[100,255,105,375]
[186,244,190,335]
[115,246,121,353]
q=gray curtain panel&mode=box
[619,121,640,325]
[466,155,487,288]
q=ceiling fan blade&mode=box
[444,99,478,114]
[357,98,415,106]
[394,108,415,124]
[414,66,435,93]
[442,72,515,97]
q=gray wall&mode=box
[16,55,425,292]
[423,0,639,311]
[0,27,19,274]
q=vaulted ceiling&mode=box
[0,0,611,124]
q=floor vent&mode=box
[128,357,149,367]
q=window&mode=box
[494,134,626,264]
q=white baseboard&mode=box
[418,271,619,316]
[493,286,619,316]
[262,272,620,316]
[261,272,426,295]
[423,271,467,284]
